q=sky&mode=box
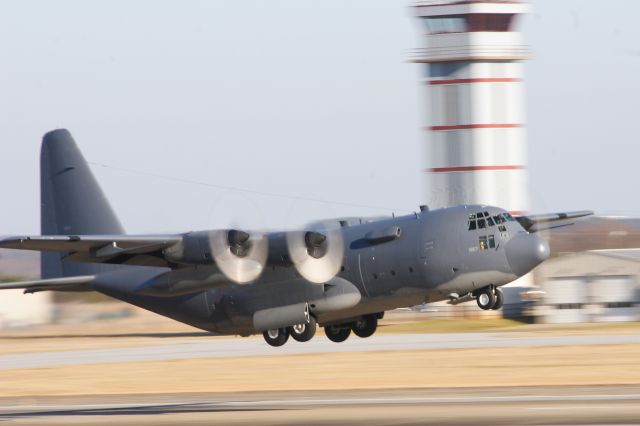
[1,0,639,235]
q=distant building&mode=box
[536,251,640,323]
[0,249,52,328]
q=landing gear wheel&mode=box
[476,287,496,310]
[290,316,317,342]
[351,314,378,338]
[491,287,504,310]
[324,325,351,343]
[263,328,290,347]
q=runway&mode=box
[3,322,640,424]
[2,386,640,425]
[3,331,640,370]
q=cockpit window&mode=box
[501,213,516,222]
[467,214,476,230]
[469,211,512,231]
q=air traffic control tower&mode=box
[412,1,530,215]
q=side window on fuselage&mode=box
[479,235,496,250]
[479,236,487,250]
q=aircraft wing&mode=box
[0,275,95,293]
[0,235,181,268]
[515,210,594,233]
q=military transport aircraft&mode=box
[0,130,592,346]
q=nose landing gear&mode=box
[475,286,504,311]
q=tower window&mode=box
[467,14,515,32]
[428,61,469,79]
[423,16,467,34]
[423,14,515,34]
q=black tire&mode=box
[476,287,496,310]
[324,325,351,343]
[351,314,378,338]
[263,328,290,347]
[491,287,504,310]
[290,316,317,342]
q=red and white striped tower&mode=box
[413,1,530,214]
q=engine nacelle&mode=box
[163,231,215,265]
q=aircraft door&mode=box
[357,246,375,297]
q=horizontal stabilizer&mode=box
[0,275,95,293]
[515,210,594,233]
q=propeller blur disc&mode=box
[209,229,268,284]
[286,221,344,284]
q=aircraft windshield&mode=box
[469,211,515,231]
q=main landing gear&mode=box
[290,316,317,342]
[262,313,382,346]
[475,286,504,311]
[263,316,318,347]
[324,313,380,343]
[324,324,351,342]
[262,328,290,347]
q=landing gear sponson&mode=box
[262,312,383,346]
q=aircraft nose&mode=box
[505,233,550,276]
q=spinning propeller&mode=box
[286,221,345,284]
[209,229,268,284]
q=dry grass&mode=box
[1,344,639,397]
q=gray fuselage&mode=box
[90,204,548,336]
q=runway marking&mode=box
[527,405,621,410]
[2,393,640,413]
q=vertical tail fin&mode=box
[40,129,125,278]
